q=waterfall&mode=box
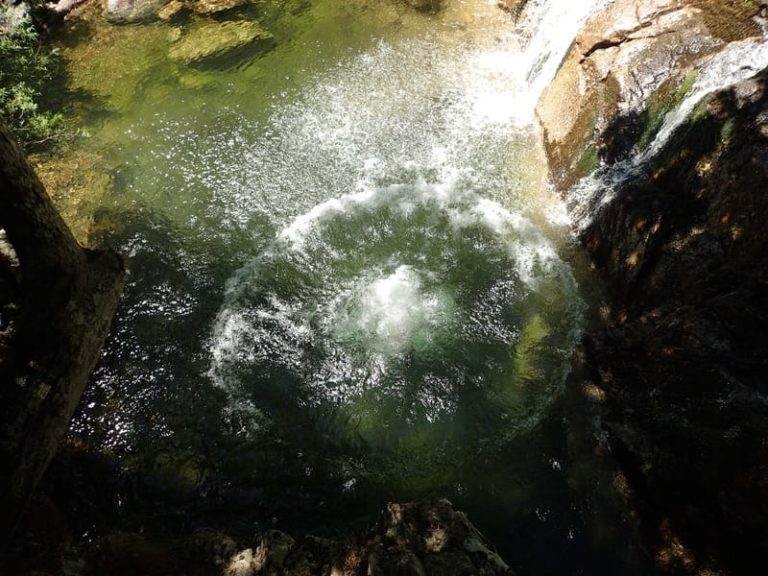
[567,35,768,232]
[507,0,616,126]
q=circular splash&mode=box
[210,169,583,445]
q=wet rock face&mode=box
[567,59,768,576]
[536,0,760,190]
[536,1,768,573]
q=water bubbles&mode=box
[210,172,583,445]
[330,265,454,357]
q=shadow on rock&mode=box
[578,70,768,575]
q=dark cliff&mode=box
[538,1,768,571]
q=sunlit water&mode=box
[49,0,646,573]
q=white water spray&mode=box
[203,0,603,438]
[504,0,616,125]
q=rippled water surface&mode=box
[49,0,633,573]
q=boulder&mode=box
[169,19,275,67]
[361,500,513,576]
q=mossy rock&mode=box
[636,69,698,152]
[169,20,276,67]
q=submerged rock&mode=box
[403,0,443,14]
[186,0,248,15]
[104,0,170,23]
[169,20,275,67]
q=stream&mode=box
[47,0,649,573]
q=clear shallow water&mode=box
[51,0,640,573]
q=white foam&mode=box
[333,265,452,357]
[209,170,577,398]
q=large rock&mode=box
[362,500,512,576]
[536,2,768,573]
[169,20,275,67]
[550,47,768,576]
[536,0,760,190]
[179,500,513,576]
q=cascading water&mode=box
[568,35,768,231]
[505,0,616,124]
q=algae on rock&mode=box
[169,20,275,67]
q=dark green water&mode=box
[48,1,649,573]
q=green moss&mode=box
[720,118,736,139]
[691,94,712,124]
[565,109,598,180]
[577,145,600,176]
[637,69,698,152]
[678,69,698,99]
